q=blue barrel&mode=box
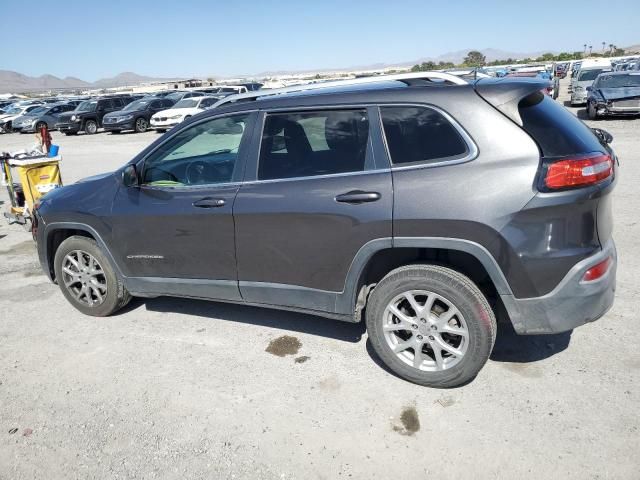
[48,145,59,157]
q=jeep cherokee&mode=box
[33,72,617,388]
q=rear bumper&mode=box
[501,239,617,334]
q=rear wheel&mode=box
[84,120,98,135]
[366,265,496,388]
[134,117,148,133]
[54,236,131,316]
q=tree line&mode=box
[411,48,628,72]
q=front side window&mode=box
[258,109,369,180]
[142,114,250,187]
[380,106,469,166]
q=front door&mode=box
[233,107,393,313]
[110,112,257,300]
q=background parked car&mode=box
[0,104,43,133]
[164,91,205,103]
[56,96,135,135]
[587,71,640,119]
[150,96,218,132]
[103,98,176,133]
[571,67,612,105]
[11,102,77,133]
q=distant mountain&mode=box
[0,70,178,93]
[92,72,178,88]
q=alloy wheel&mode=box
[61,250,107,307]
[382,290,469,372]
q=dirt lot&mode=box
[1,78,639,480]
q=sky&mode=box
[1,0,639,80]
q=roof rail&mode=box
[212,71,468,108]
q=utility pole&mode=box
[589,45,593,56]
[602,42,606,53]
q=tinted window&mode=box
[519,92,603,157]
[578,69,607,81]
[258,109,369,180]
[380,106,468,165]
[142,114,250,186]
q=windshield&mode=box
[219,87,239,93]
[578,69,607,81]
[173,99,199,109]
[76,101,97,112]
[4,107,22,115]
[28,106,48,115]
[595,73,640,88]
[123,99,150,111]
[165,92,183,102]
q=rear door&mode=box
[233,107,392,313]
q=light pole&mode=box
[602,42,606,53]
[589,45,593,56]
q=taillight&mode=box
[544,153,613,190]
[582,257,612,282]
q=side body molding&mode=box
[42,225,512,323]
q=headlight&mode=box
[167,114,183,120]
[574,86,583,92]
[71,115,79,122]
[120,114,133,121]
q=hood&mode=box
[153,107,201,117]
[105,108,141,118]
[597,86,640,101]
[76,171,115,183]
[38,169,118,216]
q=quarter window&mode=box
[142,114,250,186]
[258,109,369,180]
[380,106,469,166]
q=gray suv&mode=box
[32,73,617,388]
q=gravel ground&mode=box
[0,78,638,479]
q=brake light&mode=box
[582,257,612,282]
[544,153,613,190]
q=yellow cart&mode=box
[1,153,63,230]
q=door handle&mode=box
[193,197,226,208]
[335,190,381,204]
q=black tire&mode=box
[3,122,12,133]
[134,117,148,133]
[53,236,131,317]
[587,102,599,120]
[366,265,496,388]
[84,120,98,135]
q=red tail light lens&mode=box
[582,257,612,282]
[544,153,613,190]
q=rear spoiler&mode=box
[473,77,552,127]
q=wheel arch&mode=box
[338,237,513,318]
[44,223,121,281]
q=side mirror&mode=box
[122,164,139,187]
[586,86,592,91]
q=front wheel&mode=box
[587,102,599,120]
[134,117,148,133]
[84,120,98,135]
[53,236,131,316]
[366,265,496,388]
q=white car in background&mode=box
[0,104,43,133]
[150,96,219,132]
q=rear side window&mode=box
[519,92,603,157]
[258,109,369,180]
[380,106,469,166]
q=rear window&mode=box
[519,92,603,157]
[380,106,469,166]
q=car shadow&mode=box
[490,320,572,363]
[121,296,366,343]
[364,320,572,387]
